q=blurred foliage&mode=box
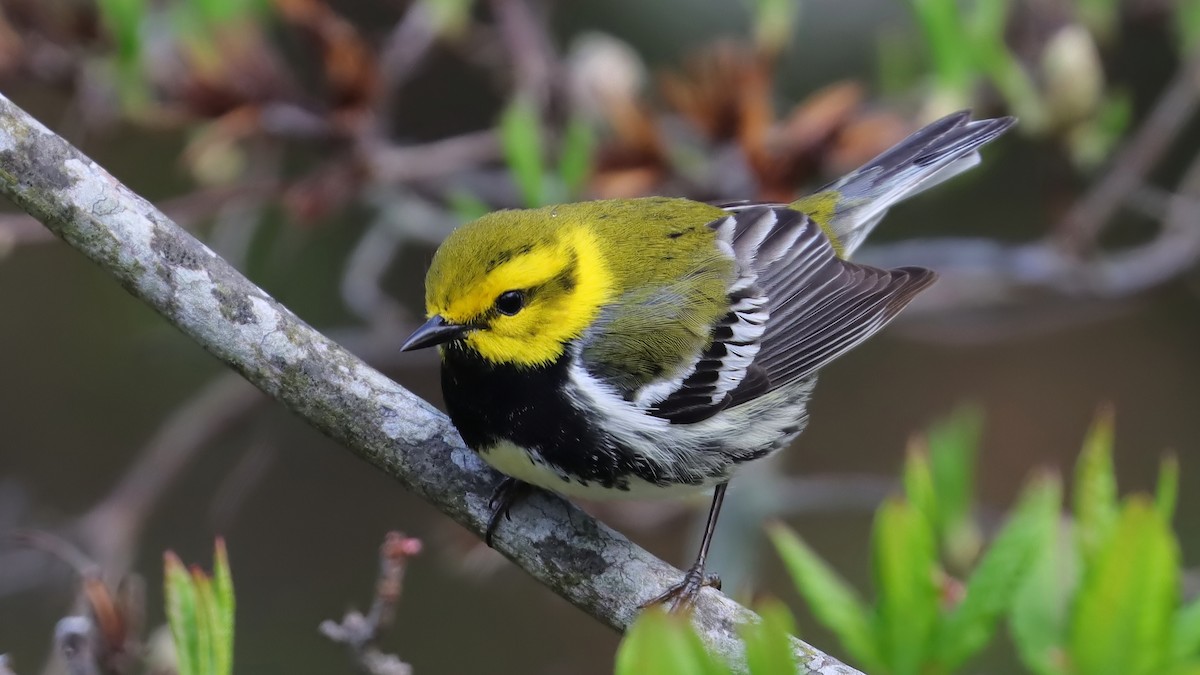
[1009,412,1198,675]
[498,96,596,208]
[163,539,236,675]
[7,0,1196,218]
[767,407,1058,675]
[902,0,1129,168]
[618,408,1197,675]
[616,602,800,675]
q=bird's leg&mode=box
[640,483,728,613]
[485,477,533,547]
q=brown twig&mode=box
[10,532,143,675]
[1056,54,1200,253]
[320,532,423,675]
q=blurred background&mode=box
[1,0,1199,673]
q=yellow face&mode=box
[421,213,615,367]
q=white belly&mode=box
[479,440,717,500]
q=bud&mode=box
[1041,24,1104,127]
[565,32,647,123]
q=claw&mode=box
[640,566,722,613]
[485,477,532,547]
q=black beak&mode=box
[400,315,470,351]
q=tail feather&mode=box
[794,112,1015,257]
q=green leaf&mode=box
[1156,454,1180,523]
[965,0,1045,131]
[557,116,595,201]
[165,552,200,675]
[766,523,882,671]
[927,405,984,567]
[1073,406,1118,559]
[910,0,974,95]
[1172,598,1200,661]
[1009,508,1075,675]
[927,405,982,531]
[902,443,938,530]
[870,498,939,675]
[212,539,235,675]
[741,600,800,675]
[936,473,1062,671]
[192,569,215,675]
[193,0,266,26]
[96,0,145,67]
[1068,497,1180,675]
[499,95,546,208]
[616,609,730,675]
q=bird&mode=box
[401,110,1015,609]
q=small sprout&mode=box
[164,538,235,675]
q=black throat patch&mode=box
[439,347,669,490]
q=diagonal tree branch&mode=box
[0,92,863,675]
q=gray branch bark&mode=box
[0,92,862,675]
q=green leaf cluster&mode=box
[1010,411,1197,675]
[164,538,236,675]
[616,602,802,675]
[767,406,1061,675]
[614,406,1197,675]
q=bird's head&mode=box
[401,206,615,368]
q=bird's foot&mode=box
[640,564,722,613]
[485,477,533,547]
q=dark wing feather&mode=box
[731,208,936,400]
[648,206,935,422]
[739,265,934,399]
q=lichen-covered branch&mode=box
[0,92,862,675]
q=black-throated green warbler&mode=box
[402,111,1014,609]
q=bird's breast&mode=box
[440,348,633,490]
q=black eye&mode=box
[495,290,525,316]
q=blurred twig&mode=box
[78,375,264,580]
[207,436,278,532]
[489,0,557,102]
[320,532,422,675]
[0,92,861,675]
[54,617,99,675]
[363,130,499,185]
[12,531,144,675]
[1057,54,1200,253]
